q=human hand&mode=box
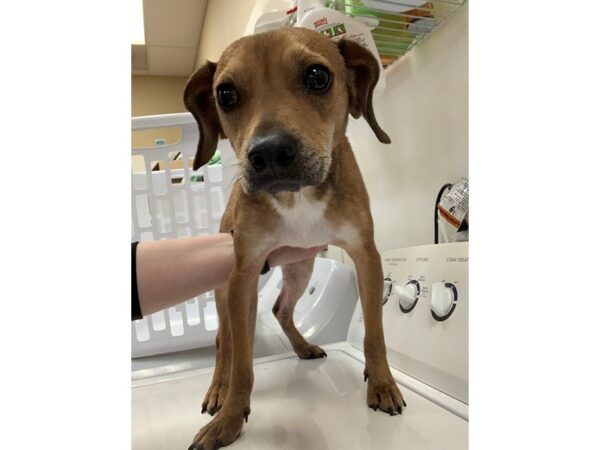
[267,245,327,268]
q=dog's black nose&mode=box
[247,133,297,174]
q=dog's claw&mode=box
[243,406,251,423]
[188,444,203,450]
[403,399,407,407]
[369,403,378,411]
[319,351,327,358]
[364,371,368,382]
[397,406,403,414]
[387,407,397,416]
[201,403,207,414]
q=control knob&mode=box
[431,282,458,321]
[382,278,393,304]
[394,280,420,313]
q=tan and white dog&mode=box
[184,27,404,450]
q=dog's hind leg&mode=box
[202,285,231,415]
[272,257,327,359]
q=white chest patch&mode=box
[269,194,359,249]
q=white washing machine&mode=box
[132,242,468,450]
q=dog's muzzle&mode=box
[246,132,305,193]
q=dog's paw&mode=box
[188,408,249,450]
[365,371,406,416]
[294,343,327,360]
[202,381,229,416]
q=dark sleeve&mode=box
[132,242,143,321]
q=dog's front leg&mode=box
[189,258,263,450]
[345,240,406,416]
[201,285,231,416]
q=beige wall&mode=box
[347,5,468,252]
[131,75,189,151]
[131,75,188,117]
[195,0,256,66]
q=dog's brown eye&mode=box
[304,65,331,92]
[216,83,239,109]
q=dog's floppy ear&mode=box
[337,39,391,144]
[184,61,224,170]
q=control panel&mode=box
[352,242,469,404]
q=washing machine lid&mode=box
[133,345,467,450]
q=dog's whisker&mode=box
[224,176,242,192]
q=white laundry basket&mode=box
[131,113,236,358]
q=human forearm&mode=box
[136,234,234,316]
[135,233,325,317]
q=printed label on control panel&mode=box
[446,257,469,263]
[385,257,407,266]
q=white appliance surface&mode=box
[133,345,467,450]
[132,243,468,449]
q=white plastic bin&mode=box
[131,113,235,358]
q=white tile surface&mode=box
[132,349,467,450]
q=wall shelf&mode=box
[329,0,467,66]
